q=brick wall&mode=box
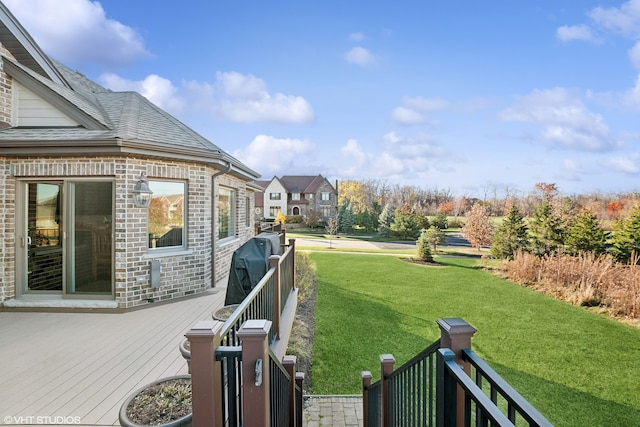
[0,156,255,309]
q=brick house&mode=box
[256,175,338,222]
[0,3,261,310]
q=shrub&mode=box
[285,215,303,224]
[416,231,434,262]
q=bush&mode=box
[448,217,465,229]
[285,215,303,224]
[416,231,434,262]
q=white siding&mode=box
[13,82,79,127]
[263,179,287,218]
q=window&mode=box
[321,192,330,201]
[218,187,236,240]
[270,192,281,200]
[306,193,313,199]
[149,180,185,249]
[292,193,300,200]
[269,206,281,217]
[321,206,332,217]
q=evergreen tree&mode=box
[378,203,394,237]
[416,231,434,262]
[611,202,640,264]
[432,212,448,229]
[528,201,564,256]
[337,201,355,234]
[490,205,528,260]
[390,206,422,240]
[564,209,607,256]
[424,225,446,252]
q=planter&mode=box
[119,375,192,427]
[212,304,239,322]
[179,339,191,374]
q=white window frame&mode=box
[148,180,186,251]
[218,187,236,240]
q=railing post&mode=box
[380,354,395,427]
[185,320,224,427]
[362,371,372,427]
[237,319,272,427]
[269,255,281,339]
[288,238,296,289]
[282,355,297,427]
[436,348,458,427]
[437,318,476,427]
[295,372,304,427]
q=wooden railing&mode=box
[186,237,303,427]
[362,318,553,427]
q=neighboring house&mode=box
[0,2,262,310]
[256,175,338,221]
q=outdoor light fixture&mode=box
[132,173,153,208]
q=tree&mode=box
[611,202,640,264]
[432,212,448,230]
[275,211,286,225]
[438,201,454,215]
[424,225,446,252]
[416,231,434,262]
[390,205,422,240]
[527,201,564,256]
[564,209,607,256]
[490,205,528,260]
[325,216,339,249]
[378,203,394,237]
[462,203,494,250]
[607,201,624,220]
[337,201,355,234]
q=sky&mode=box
[4,0,640,198]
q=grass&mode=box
[309,252,640,427]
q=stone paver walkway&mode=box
[303,395,363,427]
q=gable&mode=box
[13,80,79,127]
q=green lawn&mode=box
[309,253,640,427]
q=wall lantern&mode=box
[132,173,153,208]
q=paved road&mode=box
[293,232,471,251]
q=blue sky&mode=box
[5,0,640,197]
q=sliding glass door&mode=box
[19,180,113,297]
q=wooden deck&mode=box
[0,287,226,426]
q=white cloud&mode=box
[100,71,315,124]
[556,25,599,43]
[629,40,640,69]
[402,96,450,112]
[390,107,425,125]
[589,0,640,37]
[4,0,151,67]
[348,32,365,42]
[340,139,367,171]
[390,96,449,125]
[100,73,185,113]
[233,135,314,174]
[500,88,620,151]
[344,47,376,67]
[603,155,640,173]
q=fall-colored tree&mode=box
[607,201,624,220]
[535,182,559,203]
[462,204,494,250]
[275,211,286,225]
[148,197,169,236]
[438,201,454,215]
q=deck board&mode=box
[0,287,226,426]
